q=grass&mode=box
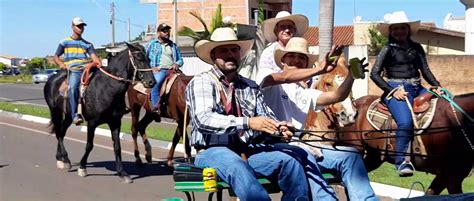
[1,100,473,192]
[0,75,33,84]
[369,162,474,193]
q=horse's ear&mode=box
[125,42,132,49]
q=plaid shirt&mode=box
[185,66,278,147]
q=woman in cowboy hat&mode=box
[186,27,310,201]
[257,37,376,201]
[370,11,442,177]
[257,11,309,78]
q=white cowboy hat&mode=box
[377,11,420,37]
[274,37,318,69]
[262,11,309,43]
[194,27,254,65]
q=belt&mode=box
[387,77,421,85]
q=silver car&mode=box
[32,69,60,84]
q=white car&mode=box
[32,69,60,84]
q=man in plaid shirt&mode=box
[185,27,310,201]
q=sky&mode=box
[0,0,467,59]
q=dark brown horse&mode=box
[127,72,193,167]
[304,57,474,195]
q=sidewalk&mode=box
[0,109,426,200]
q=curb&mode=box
[0,109,425,199]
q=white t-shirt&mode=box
[256,68,323,129]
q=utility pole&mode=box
[128,18,131,42]
[173,0,177,44]
[110,2,116,47]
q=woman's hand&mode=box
[393,88,408,100]
[430,86,443,96]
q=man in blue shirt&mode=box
[54,17,102,125]
[145,23,183,116]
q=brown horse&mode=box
[127,72,193,167]
[304,57,474,195]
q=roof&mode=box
[302,25,354,46]
[419,24,464,38]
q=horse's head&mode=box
[125,42,156,88]
[315,55,357,126]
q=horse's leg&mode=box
[108,119,133,183]
[78,121,97,178]
[426,175,446,195]
[363,148,383,172]
[167,125,181,167]
[138,112,155,164]
[130,104,143,165]
[184,129,192,162]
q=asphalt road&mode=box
[0,113,236,201]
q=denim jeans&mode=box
[195,146,309,201]
[318,145,378,201]
[272,143,337,201]
[68,70,83,119]
[151,69,169,109]
[385,81,427,168]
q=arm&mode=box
[54,43,67,69]
[369,46,394,94]
[185,76,249,135]
[173,44,184,67]
[416,43,441,87]
[87,43,102,67]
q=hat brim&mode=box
[377,21,420,37]
[262,14,309,43]
[274,49,318,69]
[74,22,87,26]
[194,39,254,64]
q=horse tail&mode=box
[44,70,67,135]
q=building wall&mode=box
[367,55,474,96]
[0,57,12,66]
[413,30,465,55]
[353,22,377,45]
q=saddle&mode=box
[366,93,439,162]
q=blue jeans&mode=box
[318,145,378,201]
[68,70,83,119]
[272,143,337,201]
[151,69,169,109]
[385,81,427,168]
[195,146,309,201]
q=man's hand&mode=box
[277,121,295,141]
[249,116,279,134]
[170,64,179,70]
[315,45,345,75]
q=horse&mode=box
[44,43,156,183]
[303,56,474,194]
[127,72,193,167]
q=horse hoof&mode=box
[63,162,72,170]
[121,176,133,184]
[78,168,87,177]
[57,161,64,169]
[145,155,152,164]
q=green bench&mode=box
[173,158,343,201]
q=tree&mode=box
[319,0,335,56]
[132,31,146,42]
[368,26,388,56]
[25,57,46,72]
[0,63,6,71]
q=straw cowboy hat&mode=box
[377,11,420,37]
[262,11,309,43]
[194,27,254,64]
[274,37,318,69]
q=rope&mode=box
[407,181,426,198]
[429,88,474,122]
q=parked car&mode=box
[32,69,60,84]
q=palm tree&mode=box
[319,0,335,56]
[177,4,225,41]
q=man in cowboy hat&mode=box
[54,17,102,125]
[371,11,442,176]
[256,37,377,201]
[185,27,310,200]
[146,23,183,117]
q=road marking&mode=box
[0,121,164,162]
